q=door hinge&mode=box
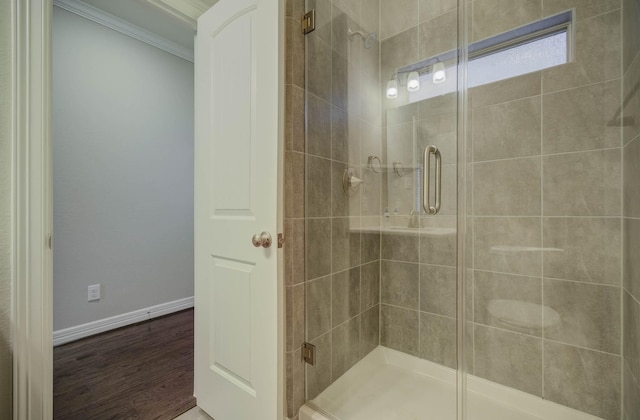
[302,342,316,365]
[277,233,285,248]
[48,234,52,250]
[302,10,315,34]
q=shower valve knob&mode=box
[252,231,272,248]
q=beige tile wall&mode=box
[379,1,625,419]
[284,1,307,419]
[304,0,384,393]
[288,0,631,418]
[467,2,623,418]
[378,0,459,371]
[622,0,640,418]
[285,0,383,414]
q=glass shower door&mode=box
[461,2,625,419]
[293,0,629,418]
[301,0,460,419]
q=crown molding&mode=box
[53,0,194,62]
[145,0,218,28]
[146,0,197,27]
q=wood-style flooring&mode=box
[54,309,196,420]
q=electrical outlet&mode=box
[88,284,101,302]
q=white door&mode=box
[194,0,282,418]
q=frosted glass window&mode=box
[468,32,567,87]
[408,30,568,103]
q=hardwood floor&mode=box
[54,309,196,420]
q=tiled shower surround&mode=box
[379,1,625,419]
[302,0,384,405]
[284,0,639,420]
[284,0,383,417]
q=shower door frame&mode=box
[456,0,469,417]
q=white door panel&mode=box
[194,0,281,418]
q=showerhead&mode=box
[348,28,378,49]
[364,31,378,48]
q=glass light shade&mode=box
[432,62,446,84]
[386,78,399,98]
[407,71,420,92]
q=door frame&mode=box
[8,0,285,418]
[10,0,53,418]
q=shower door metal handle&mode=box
[423,145,442,215]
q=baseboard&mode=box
[53,296,194,346]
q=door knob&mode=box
[252,232,272,248]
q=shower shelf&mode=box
[354,226,456,236]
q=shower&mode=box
[289,1,637,419]
[348,28,377,49]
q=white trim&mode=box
[146,0,197,28]
[144,0,218,28]
[12,0,54,418]
[53,0,194,62]
[53,297,195,346]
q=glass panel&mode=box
[297,0,626,418]
[301,0,459,419]
[463,3,624,420]
[302,0,387,417]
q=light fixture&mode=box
[386,76,399,98]
[432,62,446,84]
[407,71,420,92]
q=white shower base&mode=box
[300,347,601,420]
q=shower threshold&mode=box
[300,346,601,420]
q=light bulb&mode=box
[407,71,420,92]
[386,78,398,98]
[432,62,446,84]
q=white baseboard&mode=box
[53,296,194,347]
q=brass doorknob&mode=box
[252,232,272,248]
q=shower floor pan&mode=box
[300,346,601,420]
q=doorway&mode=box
[51,2,195,417]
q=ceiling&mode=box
[78,0,217,49]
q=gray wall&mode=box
[622,0,640,418]
[53,7,194,331]
[0,0,12,416]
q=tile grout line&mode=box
[540,67,546,399]
[328,1,334,383]
[618,12,640,414]
[470,145,623,167]
[620,29,626,415]
[625,287,640,307]
[471,62,477,378]
[470,215,622,219]
[473,270,623,289]
[471,321,623,358]
[542,75,622,96]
